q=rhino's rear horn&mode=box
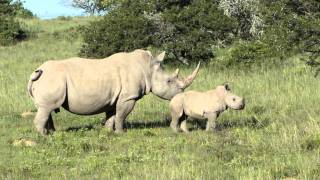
[181,62,200,89]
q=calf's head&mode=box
[150,52,200,100]
[217,83,245,110]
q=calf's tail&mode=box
[27,69,43,98]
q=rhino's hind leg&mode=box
[45,114,55,133]
[105,115,115,131]
[34,107,54,135]
[114,100,136,133]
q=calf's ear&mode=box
[223,82,231,91]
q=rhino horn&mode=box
[180,62,200,89]
[173,68,180,77]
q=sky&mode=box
[23,0,85,19]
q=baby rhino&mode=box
[169,83,245,133]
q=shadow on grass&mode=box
[189,116,270,131]
[62,116,269,132]
[125,119,170,129]
[63,118,170,132]
[64,124,95,132]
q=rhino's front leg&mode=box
[114,100,136,133]
[205,113,218,132]
[170,114,180,133]
[180,115,189,133]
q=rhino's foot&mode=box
[180,120,189,133]
[35,127,48,136]
[181,127,189,133]
[105,126,114,132]
[34,108,56,136]
[205,127,216,133]
[115,129,126,134]
[105,121,114,130]
[170,122,182,133]
[100,117,107,126]
[35,121,53,135]
[170,126,182,133]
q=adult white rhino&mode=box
[27,49,200,135]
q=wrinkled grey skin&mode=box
[169,83,245,133]
[27,49,200,135]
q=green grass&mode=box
[1,17,320,179]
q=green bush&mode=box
[0,16,27,46]
[220,40,270,66]
[12,0,35,19]
[80,0,236,63]
[80,3,155,58]
[153,0,236,64]
[0,0,29,46]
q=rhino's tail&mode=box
[27,69,43,98]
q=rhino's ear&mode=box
[223,82,231,91]
[155,51,166,62]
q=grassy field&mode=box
[1,17,320,179]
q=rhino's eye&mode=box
[167,79,172,83]
[232,98,236,101]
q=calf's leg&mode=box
[180,115,189,133]
[205,113,218,132]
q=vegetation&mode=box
[1,16,320,179]
[12,0,34,18]
[79,0,319,66]
[0,0,35,46]
[0,0,319,179]
[80,0,236,63]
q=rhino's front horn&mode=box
[181,62,200,89]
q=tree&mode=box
[79,1,155,58]
[0,0,27,46]
[12,0,34,18]
[65,0,106,15]
[80,0,236,64]
[219,0,263,39]
[152,0,236,64]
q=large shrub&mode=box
[0,16,26,45]
[262,1,319,54]
[80,1,155,58]
[12,0,35,19]
[221,0,320,66]
[152,0,236,64]
[80,0,236,63]
[0,0,28,46]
